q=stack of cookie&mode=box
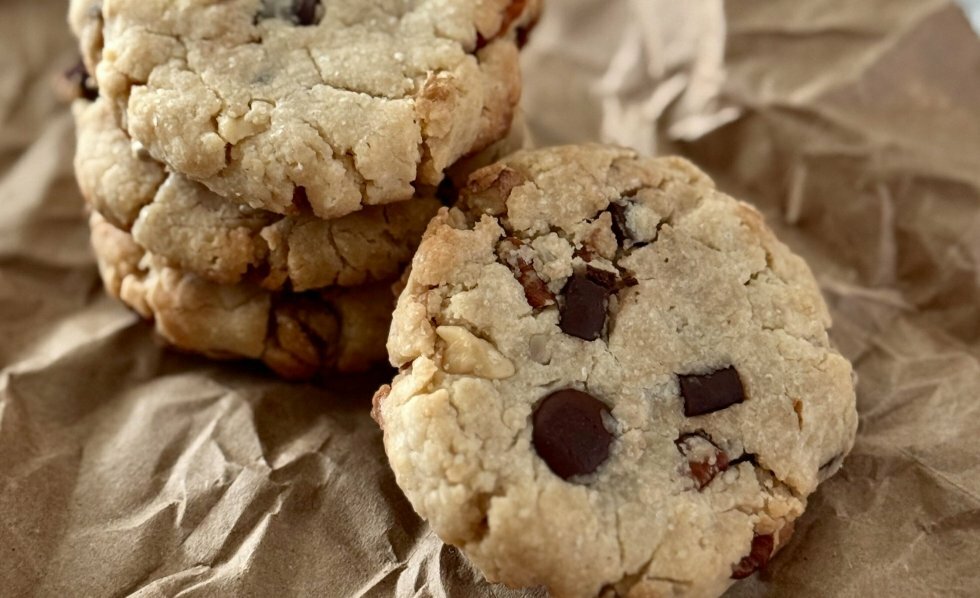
[65,3,861,595]
[67,0,541,379]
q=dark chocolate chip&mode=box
[731,534,775,579]
[675,432,730,490]
[64,59,98,101]
[679,366,746,417]
[294,0,320,26]
[532,389,614,480]
[560,268,615,341]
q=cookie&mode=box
[74,97,440,292]
[373,145,858,597]
[90,213,393,379]
[71,0,540,219]
[68,0,103,77]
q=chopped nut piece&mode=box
[731,534,775,579]
[500,237,555,308]
[675,432,730,490]
[436,326,515,379]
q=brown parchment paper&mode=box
[1,0,979,596]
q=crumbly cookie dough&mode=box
[374,145,858,597]
[71,0,540,219]
[90,212,393,379]
[74,97,440,292]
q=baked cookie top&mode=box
[71,0,540,219]
[375,145,858,597]
[74,97,440,292]
[90,213,393,379]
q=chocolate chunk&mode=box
[64,60,98,101]
[532,389,614,480]
[675,432,730,490]
[560,267,617,341]
[294,0,320,25]
[731,534,775,579]
[679,366,745,417]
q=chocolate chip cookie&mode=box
[90,213,393,379]
[75,97,440,292]
[71,0,540,219]
[373,145,858,597]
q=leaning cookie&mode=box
[90,213,392,379]
[373,145,858,597]
[71,0,541,219]
[74,97,440,292]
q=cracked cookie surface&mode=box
[71,0,539,219]
[90,212,393,379]
[74,97,440,292]
[374,145,858,597]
